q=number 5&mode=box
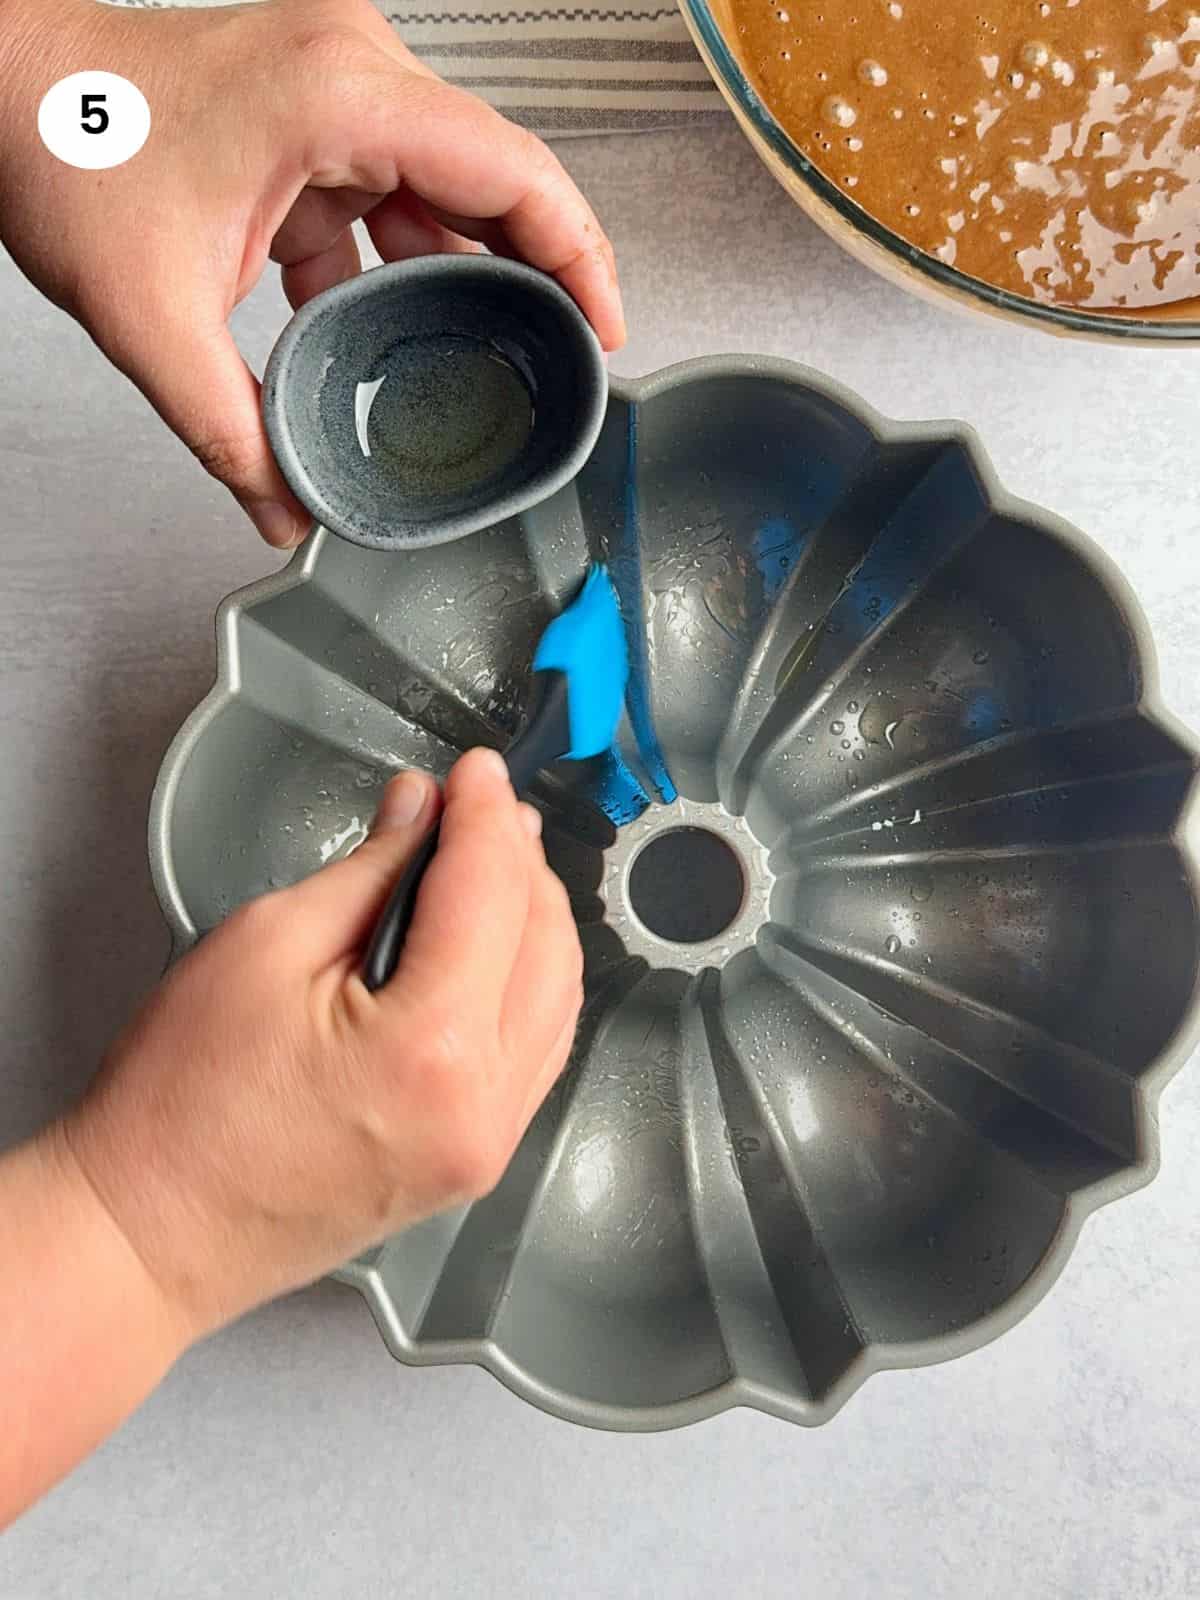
[80,93,109,135]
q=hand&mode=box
[0,0,624,547]
[61,749,584,1340]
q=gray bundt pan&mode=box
[150,357,1200,1430]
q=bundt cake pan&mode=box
[149,356,1200,1430]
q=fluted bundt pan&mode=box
[150,357,1200,1429]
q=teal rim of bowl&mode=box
[681,0,1200,343]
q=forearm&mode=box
[0,1122,189,1528]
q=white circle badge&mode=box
[38,71,151,171]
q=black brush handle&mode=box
[362,672,571,992]
[502,670,570,794]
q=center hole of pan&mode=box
[628,827,746,945]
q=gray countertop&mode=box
[3,124,1199,1598]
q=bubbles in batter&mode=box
[732,0,1200,310]
[822,94,858,126]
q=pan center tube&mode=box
[602,798,773,972]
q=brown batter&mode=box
[731,0,1200,310]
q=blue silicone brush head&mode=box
[533,564,629,759]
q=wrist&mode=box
[40,1116,197,1366]
[58,1070,240,1346]
[0,1122,192,1522]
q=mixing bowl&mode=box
[678,0,1200,343]
[150,356,1200,1429]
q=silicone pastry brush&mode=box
[363,563,629,991]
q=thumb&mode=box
[282,769,443,957]
[98,311,309,549]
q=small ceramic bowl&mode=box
[262,256,608,550]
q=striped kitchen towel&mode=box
[111,0,729,134]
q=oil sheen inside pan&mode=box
[150,359,1200,1430]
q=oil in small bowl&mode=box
[353,334,536,501]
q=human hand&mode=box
[59,749,584,1342]
[0,0,624,547]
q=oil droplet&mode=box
[910,871,934,902]
[857,58,888,86]
[830,719,845,734]
[885,934,902,954]
[859,693,905,747]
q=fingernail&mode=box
[518,802,543,840]
[375,771,428,830]
[474,748,510,786]
[248,500,304,549]
[609,278,627,349]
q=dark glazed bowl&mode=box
[678,0,1200,343]
[262,256,608,550]
[151,357,1200,1429]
